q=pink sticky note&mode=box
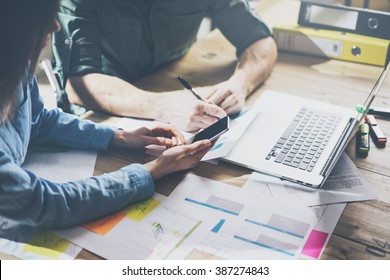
[301,229,329,259]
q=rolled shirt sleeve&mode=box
[53,0,102,87]
[209,0,273,57]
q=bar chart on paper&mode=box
[239,214,311,257]
[184,193,245,216]
[169,174,345,259]
[54,194,219,260]
[187,204,317,259]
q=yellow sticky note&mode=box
[124,198,160,221]
[23,231,70,259]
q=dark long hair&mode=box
[0,0,59,122]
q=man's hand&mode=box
[157,92,227,132]
[203,79,247,115]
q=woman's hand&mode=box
[109,122,186,150]
[145,140,212,180]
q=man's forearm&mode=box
[230,36,278,97]
[66,73,163,119]
[65,73,226,131]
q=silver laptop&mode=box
[223,61,390,188]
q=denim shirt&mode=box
[53,0,272,87]
[0,71,154,229]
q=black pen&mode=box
[176,75,222,120]
[176,75,206,102]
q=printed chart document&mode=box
[243,153,377,206]
[168,174,345,259]
[117,105,258,161]
[54,193,220,260]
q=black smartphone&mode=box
[187,116,229,144]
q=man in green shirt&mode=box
[53,0,277,131]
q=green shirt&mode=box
[53,0,272,87]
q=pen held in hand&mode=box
[176,75,206,102]
[176,75,222,121]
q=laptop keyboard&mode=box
[265,107,341,172]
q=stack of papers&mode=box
[54,152,375,260]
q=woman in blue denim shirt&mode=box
[0,0,212,229]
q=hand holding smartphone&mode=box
[187,116,229,144]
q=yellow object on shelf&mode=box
[273,22,390,66]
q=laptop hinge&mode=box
[320,118,357,177]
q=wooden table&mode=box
[79,0,390,260]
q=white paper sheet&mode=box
[22,148,98,183]
[243,153,377,206]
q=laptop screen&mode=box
[349,60,390,142]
